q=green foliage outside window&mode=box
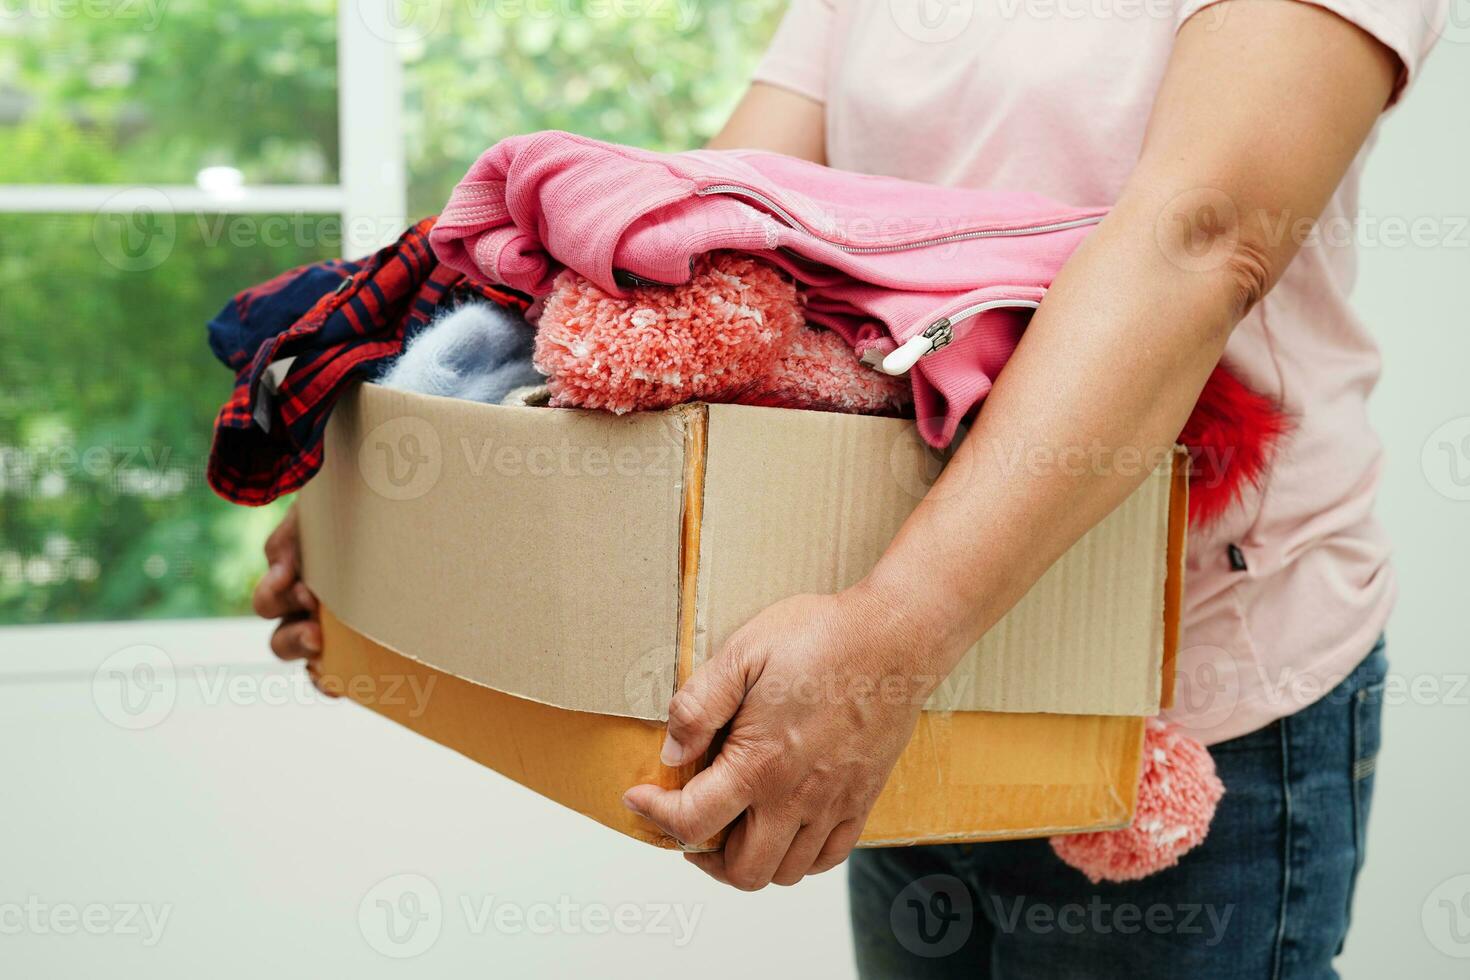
[0,0,782,624]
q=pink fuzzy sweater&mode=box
[429,131,1105,446]
[534,252,910,417]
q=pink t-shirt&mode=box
[753,0,1446,743]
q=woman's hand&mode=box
[251,504,334,695]
[622,584,952,890]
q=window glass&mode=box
[0,212,338,624]
[0,2,338,186]
[0,0,784,624]
[400,0,784,217]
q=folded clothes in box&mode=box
[297,383,1187,849]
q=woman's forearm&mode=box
[864,2,1398,673]
[863,185,1244,664]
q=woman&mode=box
[255,1,1443,973]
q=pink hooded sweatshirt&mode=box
[429,131,1106,446]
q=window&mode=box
[0,0,780,624]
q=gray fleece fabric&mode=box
[377,302,545,404]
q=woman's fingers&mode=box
[623,751,752,847]
[251,562,299,619]
[807,818,863,877]
[270,617,322,662]
[681,811,864,890]
[686,811,839,891]
[682,849,731,885]
[659,641,753,767]
[770,820,838,887]
[253,506,323,634]
[305,659,342,698]
[263,504,300,566]
[253,507,311,619]
[721,810,802,892]
[291,580,319,614]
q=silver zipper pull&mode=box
[880,318,954,376]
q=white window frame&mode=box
[0,5,407,258]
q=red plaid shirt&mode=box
[207,217,528,505]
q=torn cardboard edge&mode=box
[299,385,1184,724]
[671,403,707,788]
[1159,451,1189,710]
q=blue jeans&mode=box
[849,637,1387,980]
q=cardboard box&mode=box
[300,384,1187,849]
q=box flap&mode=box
[298,384,688,721]
[694,404,1177,716]
[317,605,1144,850]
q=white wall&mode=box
[1,30,1466,980]
[1340,31,1470,978]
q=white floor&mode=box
[2,605,1467,977]
[0,616,851,977]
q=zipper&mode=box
[695,183,1104,255]
[879,298,1042,376]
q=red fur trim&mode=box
[1180,364,1291,528]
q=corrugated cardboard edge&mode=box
[316,606,1144,852]
[669,403,718,848]
[1159,448,1190,710]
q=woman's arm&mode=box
[706,81,826,162]
[869,1,1399,650]
[624,1,1398,890]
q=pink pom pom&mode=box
[534,252,805,414]
[1050,718,1224,883]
